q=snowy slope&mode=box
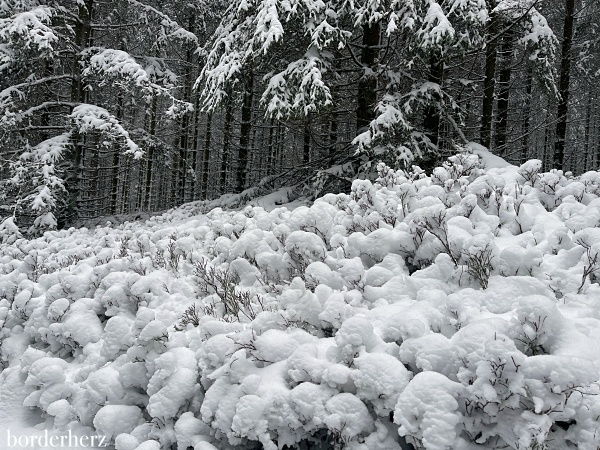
[1,153,600,450]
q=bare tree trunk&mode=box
[329,112,338,161]
[594,101,600,170]
[554,0,576,170]
[221,98,234,194]
[266,119,275,173]
[202,113,213,199]
[177,117,189,205]
[423,57,444,149]
[134,159,143,212]
[236,67,254,193]
[65,0,93,226]
[144,95,157,210]
[277,123,285,172]
[495,27,514,155]
[121,157,131,214]
[190,94,201,201]
[177,17,195,204]
[356,22,380,133]
[90,141,99,215]
[480,7,498,150]
[596,103,600,169]
[543,103,552,172]
[110,150,121,214]
[303,118,311,164]
[520,65,533,165]
[583,90,592,172]
[40,60,54,142]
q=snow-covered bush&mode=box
[1,150,600,449]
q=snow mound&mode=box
[2,153,600,449]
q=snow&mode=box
[0,7,57,53]
[70,104,142,159]
[83,50,193,118]
[395,372,464,450]
[465,142,512,169]
[93,405,143,440]
[2,153,600,449]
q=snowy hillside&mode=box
[1,152,600,450]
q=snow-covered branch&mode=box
[70,104,143,159]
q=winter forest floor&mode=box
[1,149,600,450]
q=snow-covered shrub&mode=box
[1,151,600,450]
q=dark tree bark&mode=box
[543,103,552,172]
[177,15,196,203]
[202,112,213,199]
[596,104,600,169]
[121,156,131,214]
[65,0,93,226]
[90,137,99,213]
[110,142,121,214]
[495,27,514,155]
[190,94,202,201]
[356,22,380,133]
[423,56,444,149]
[277,123,285,172]
[143,95,157,210]
[520,65,534,165]
[221,97,234,193]
[169,147,179,206]
[303,119,311,164]
[267,119,275,172]
[177,110,190,204]
[480,7,498,150]
[583,90,593,172]
[329,112,338,161]
[40,60,54,142]
[554,0,576,170]
[236,67,254,193]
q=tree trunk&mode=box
[356,22,380,133]
[236,67,254,193]
[190,94,202,201]
[583,90,592,172]
[554,0,576,170]
[480,7,498,150]
[303,119,311,164]
[495,27,514,155]
[520,65,533,165]
[110,144,121,214]
[169,146,179,207]
[423,56,444,149]
[40,60,54,142]
[121,157,131,214]
[144,95,157,210]
[66,0,93,226]
[221,98,234,194]
[90,139,99,215]
[329,113,338,162]
[177,114,190,205]
[543,103,552,172]
[277,123,285,172]
[266,119,275,173]
[202,113,213,199]
[176,16,195,204]
[596,103,600,169]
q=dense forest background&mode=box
[0,0,598,234]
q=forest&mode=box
[0,0,599,233]
[3,2,600,449]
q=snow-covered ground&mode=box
[1,151,600,450]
